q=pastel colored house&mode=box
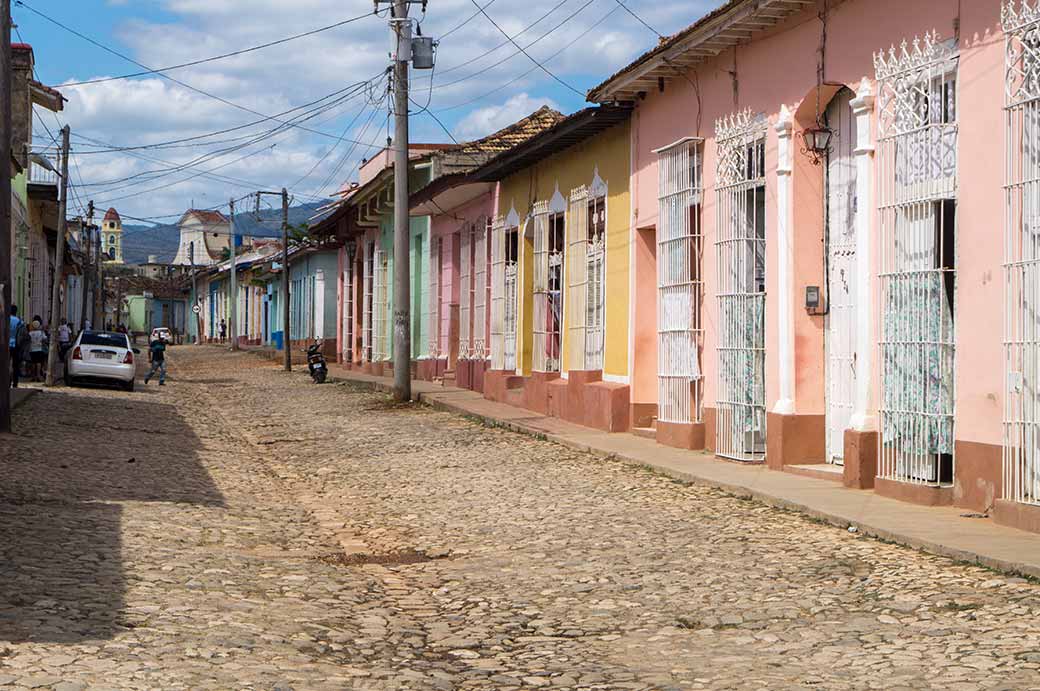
[473,105,633,431]
[582,0,1040,529]
[409,106,565,390]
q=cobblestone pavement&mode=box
[2,347,1040,690]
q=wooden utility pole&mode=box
[391,0,411,401]
[228,197,238,351]
[0,0,13,433]
[45,125,70,386]
[281,188,290,371]
[190,240,200,344]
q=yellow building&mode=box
[101,207,124,264]
[475,105,632,432]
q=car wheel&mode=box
[124,379,135,392]
[66,376,77,387]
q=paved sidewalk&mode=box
[329,364,1040,579]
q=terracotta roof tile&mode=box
[180,209,229,225]
[453,106,566,156]
[103,207,120,223]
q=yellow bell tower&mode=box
[102,207,124,263]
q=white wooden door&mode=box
[825,88,858,465]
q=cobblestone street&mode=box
[1,347,1039,690]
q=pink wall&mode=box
[629,0,1003,443]
[430,190,495,358]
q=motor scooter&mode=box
[306,339,328,384]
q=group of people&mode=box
[7,305,76,387]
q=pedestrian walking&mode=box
[219,319,227,344]
[84,318,92,332]
[58,319,72,360]
[143,332,167,386]
[28,319,48,382]
[8,305,28,388]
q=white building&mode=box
[172,209,231,266]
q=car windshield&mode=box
[80,332,128,348]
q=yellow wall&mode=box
[497,120,631,378]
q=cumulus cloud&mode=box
[454,93,560,140]
[44,0,716,218]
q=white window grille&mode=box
[567,188,590,371]
[1004,1,1040,504]
[824,88,859,465]
[373,248,389,361]
[586,194,606,371]
[716,112,767,461]
[491,216,520,372]
[363,241,374,362]
[459,225,472,359]
[567,187,607,372]
[876,32,958,486]
[343,247,355,362]
[473,218,490,359]
[27,234,45,320]
[657,137,704,425]
[427,235,443,358]
[533,202,564,373]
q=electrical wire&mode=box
[610,0,663,38]
[429,0,595,94]
[433,2,621,112]
[55,11,381,87]
[467,0,585,96]
[14,1,376,142]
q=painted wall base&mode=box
[703,407,716,453]
[765,413,826,471]
[874,477,953,507]
[630,403,657,429]
[456,358,489,393]
[953,440,1002,514]
[843,428,878,489]
[483,369,525,403]
[416,357,448,382]
[543,370,630,433]
[993,499,1040,534]
[522,371,560,415]
[656,420,705,450]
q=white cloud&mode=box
[454,93,559,140]
[46,0,717,219]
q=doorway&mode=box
[824,87,858,465]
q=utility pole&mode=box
[190,241,200,345]
[391,0,411,401]
[0,0,13,433]
[228,197,238,351]
[281,188,290,371]
[45,125,70,387]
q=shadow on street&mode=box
[0,388,223,643]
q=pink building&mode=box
[590,0,1040,531]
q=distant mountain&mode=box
[120,201,331,265]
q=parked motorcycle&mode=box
[306,340,328,384]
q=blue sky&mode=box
[14,0,714,222]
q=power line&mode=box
[13,1,376,142]
[434,2,621,112]
[429,0,595,94]
[610,0,663,38]
[56,11,381,87]
[467,0,584,96]
[63,79,381,155]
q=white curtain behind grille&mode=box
[459,226,472,359]
[490,216,507,370]
[656,138,704,425]
[568,187,590,371]
[473,218,490,359]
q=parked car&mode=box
[150,327,172,343]
[66,330,139,391]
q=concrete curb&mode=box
[331,371,1040,580]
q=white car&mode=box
[150,327,172,343]
[66,331,139,391]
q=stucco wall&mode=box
[496,120,632,379]
[628,0,1002,445]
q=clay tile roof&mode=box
[182,209,229,225]
[103,207,120,223]
[454,106,566,156]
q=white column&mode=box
[773,105,796,415]
[849,78,876,431]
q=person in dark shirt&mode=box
[143,335,167,386]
